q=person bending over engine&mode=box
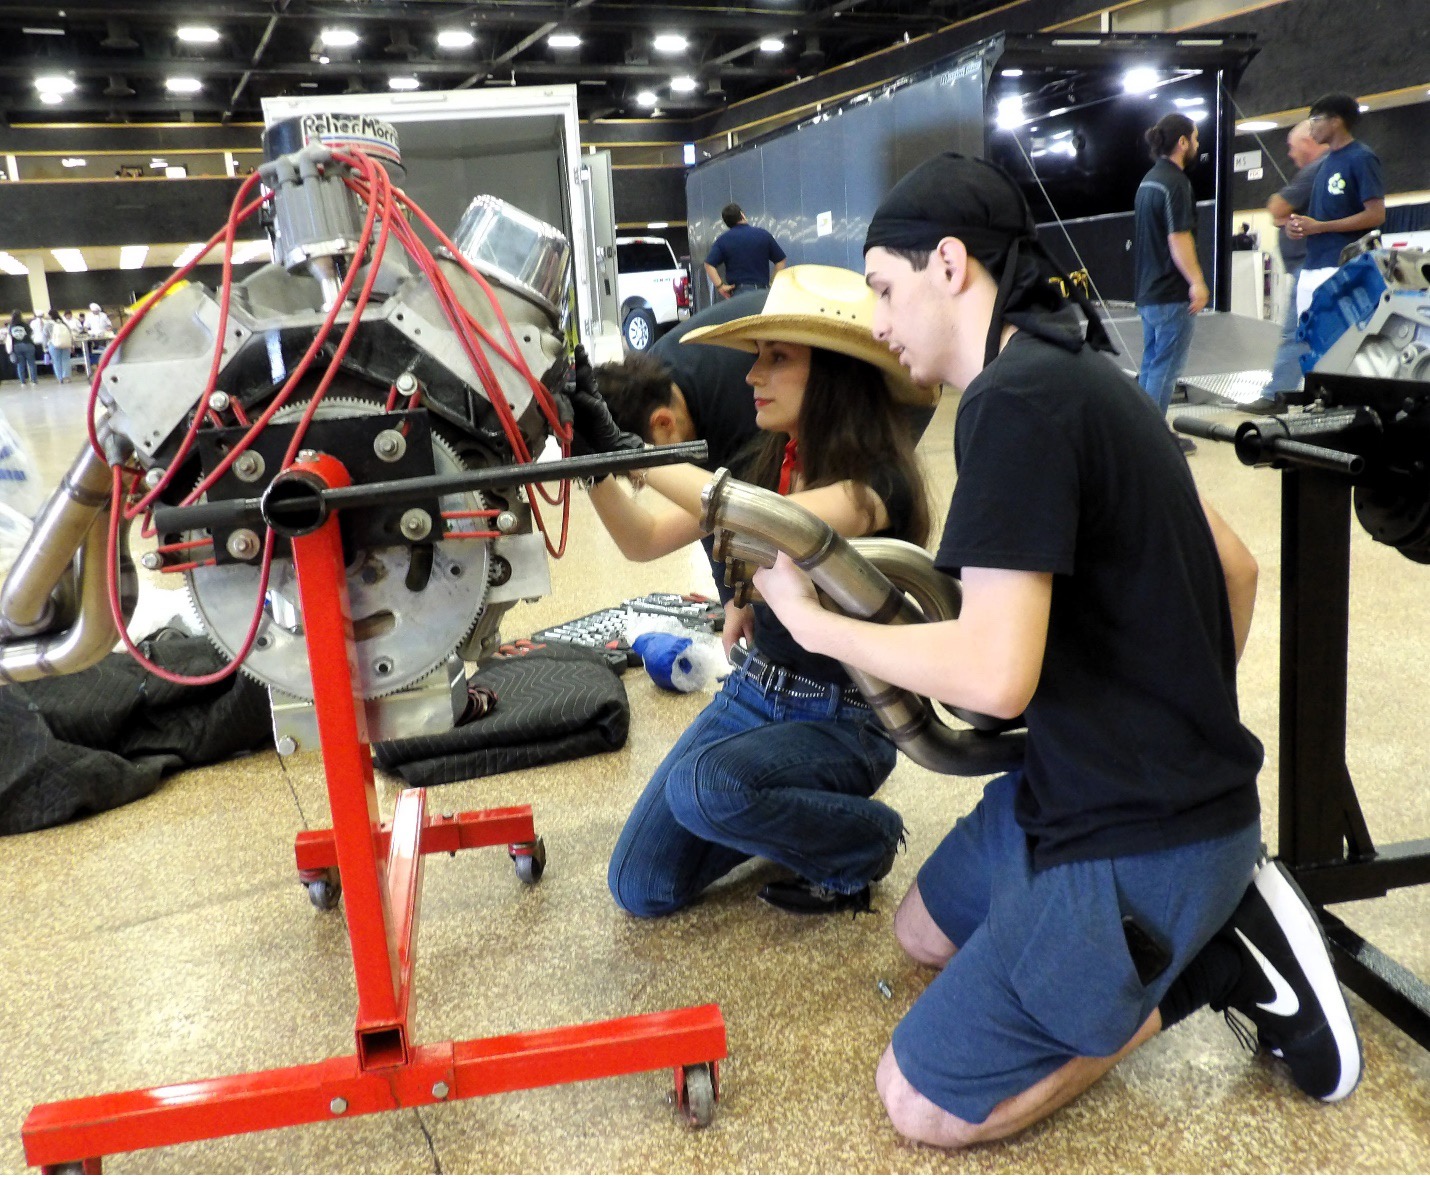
[566,264,935,917]
[754,153,1362,1147]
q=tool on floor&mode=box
[11,113,726,1172]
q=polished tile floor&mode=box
[0,348,1427,1173]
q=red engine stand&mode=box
[22,453,727,1173]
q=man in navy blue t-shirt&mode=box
[1288,92,1385,317]
[703,204,786,299]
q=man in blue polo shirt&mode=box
[1287,92,1384,317]
[703,204,786,299]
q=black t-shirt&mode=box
[752,463,915,686]
[935,313,1263,869]
[1133,158,1196,306]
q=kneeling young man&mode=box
[754,152,1362,1147]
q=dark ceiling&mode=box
[0,1,1009,124]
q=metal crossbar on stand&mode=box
[22,453,727,1174]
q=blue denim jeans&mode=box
[10,342,37,383]
[1137,302,1196,416]
[1261,267,1306,399]
[608,664,902,917]
[47,344,71,382]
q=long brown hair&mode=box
[740,346,930,547]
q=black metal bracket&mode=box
[1277,466,1430,1048]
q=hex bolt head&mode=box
[431,1081,450,1100]
[374,429,406,462]
[207,391,231,412]
[329,1096,347,1115]
[496,510,519,534]
[395,372,419,395]
[400,509,432,541]
[140,551,164,571]
[226,528,261,560]
[233,452,265,483]
[276,735,298,757]
[143,467,166,490]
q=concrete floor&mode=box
[0,327,1427,1172]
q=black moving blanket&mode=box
[0,631,271,836]
[375,647,629,787]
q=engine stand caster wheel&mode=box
[41,1159,102,1174]
[304,868,342,911]
[509,836,546,885]
[674,1062,718,1128]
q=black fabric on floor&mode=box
[374,646,629,787]
[0,631,272,836]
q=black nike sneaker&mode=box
[756,877,873,915]
[1219,856,1363,1102]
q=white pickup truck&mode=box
[616,237,691,351]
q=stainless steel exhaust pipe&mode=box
[0,516,123,684]
[702,468,1024,777]
[1,444,113,636]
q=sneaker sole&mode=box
[1255,860,1363,1101]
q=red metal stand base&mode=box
[21,454,727,1172]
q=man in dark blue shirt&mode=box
[1131,112,1208,454]
[703,204,787,299]
[1288,93,1385,318]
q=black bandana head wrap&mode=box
[864,151,1114,366]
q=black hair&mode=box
[9,310,22,327]
[1145,113,1196,160]
[720,203,744,228]
[594,352,677,443]
[1309,92,1361,131]
[741,346,930,547]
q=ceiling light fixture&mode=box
[1122,68,1159,94]
[436,29,476,49]
[670,76,698,93]
[35,75,76,94]
[758,38,784,53]
[647,222,669,229]
[653,33,688,53]
[119,246,149,270]
[636,90,658,107]
[317,55,330,65]
[320,28,360,48]
[51,249,88,273]
[548,32,582,49]
[22,26,65,36]
[177,26,221,43]
[60,157,86,167]
[166,77,203,94]
[173,243,209,270]
[0,253,32,277]
[389,76,419,91]
[38,92,64,105]
[1236,120,1277,132]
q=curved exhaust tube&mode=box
[702,468,1025,778]
[0,440,134,683]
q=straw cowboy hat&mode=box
[681,263,941,408]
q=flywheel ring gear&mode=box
[184,396,494,700]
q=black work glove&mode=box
[565,344,645,456]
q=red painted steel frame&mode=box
[21,454,727,1172]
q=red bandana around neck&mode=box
[777,438,801,495]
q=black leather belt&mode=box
[729,645,868,707]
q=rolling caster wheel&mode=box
[675,1062,718,1128]
[510,836,546,885]
[305,869,342,911]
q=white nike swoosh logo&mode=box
[1234,929,1300,1017]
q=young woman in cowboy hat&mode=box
[584,263,938,917]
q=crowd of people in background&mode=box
[2,301,115,387]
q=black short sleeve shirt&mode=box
[935,321,1263,868]
[1133,158,1197,305]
